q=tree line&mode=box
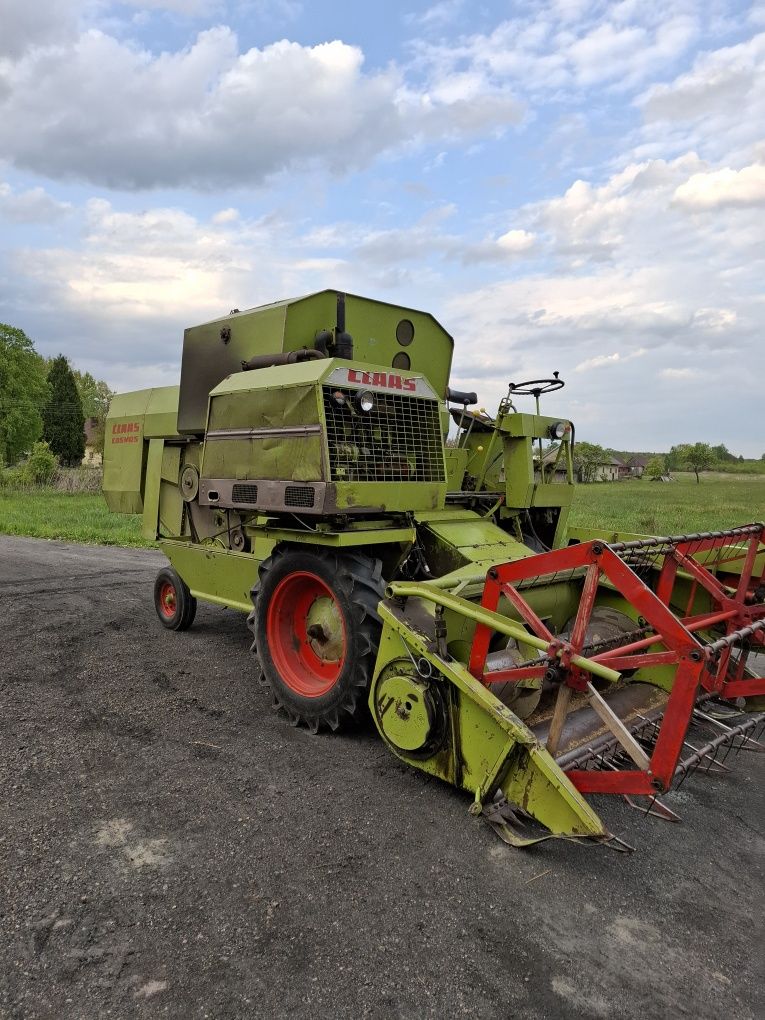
[0,323,114,468]
[571,441,756,484]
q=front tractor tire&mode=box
[153,567,197,631]
[249,547,384,732]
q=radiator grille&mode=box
[232,483,258,504]
[322,386,445,483]
[284,485,315,508]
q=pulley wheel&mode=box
[180,464,199,502]
[372,659,447,758]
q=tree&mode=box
[573,441,607,483]
[666,445,685,470]
[73,369,114,421]
[0,323,50,465]
[712,443,736,463]
[645,455,666,479]
[676,442,716,484]
[43,355,85,466]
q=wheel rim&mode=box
[158,581,177,619]
[266,571,346,697]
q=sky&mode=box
[1,0,764,455]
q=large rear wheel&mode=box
[249,547,384,731]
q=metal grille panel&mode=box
[284,485,316,508]
[322,386,445,483]
[231,483,258,504]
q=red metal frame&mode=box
[468,526,765,796]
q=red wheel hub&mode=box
[266,571,346,697]
[158,581,177,619]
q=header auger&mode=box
[103,290,765,850]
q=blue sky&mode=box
[1,0,764,453]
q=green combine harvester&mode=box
[104,291,765,848]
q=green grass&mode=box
[570,473,765,535]
[0,472,763,548]
[0,490,150,547]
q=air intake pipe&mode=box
[313,292,354,360]
[334,292,354,360]
[241,349,325,372]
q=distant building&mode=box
[583,458,621,483]
[83,416,103,466]
[534,446,569,482]
[621,455,649,478]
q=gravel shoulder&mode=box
[1,535,763,1020]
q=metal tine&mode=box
[693,708,765,752]
[596,756,681,822]
[635,712,661,736]
[681,737,731,773]
[624,793,682,823]
[606,834,636,853]
[675,747,713,785]
[634,713,662,751]
[720,737,739,766]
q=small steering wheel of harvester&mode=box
[507,372,564,398]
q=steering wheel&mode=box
[507,372,564,397]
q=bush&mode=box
[23,441,58,484]
[0,445,103,492]
[53,466,103,493]
[0,465,27,489]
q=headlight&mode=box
[357,390,375,413]
[548,421,568,440]
[332,390,347,407]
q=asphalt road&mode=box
[1,535,763,1020]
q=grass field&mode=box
[0,473,762,548]
[569,472,765,535]
[0,491,149,547]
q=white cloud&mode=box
[566,15,698,88]
[438,134,764,452]
[0,27,522,190]
[496,228,535,252]
[574,347,647,372]
[211,207,240,224]
[692,307,737,330]
[406,1,465,28]
[27,199,253,324]
[637,32,765,165]
[673,163,765,208]
[659,367,702,379]
[0,181,71,223]
[0,0,80,58]
[412,1,700,96]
